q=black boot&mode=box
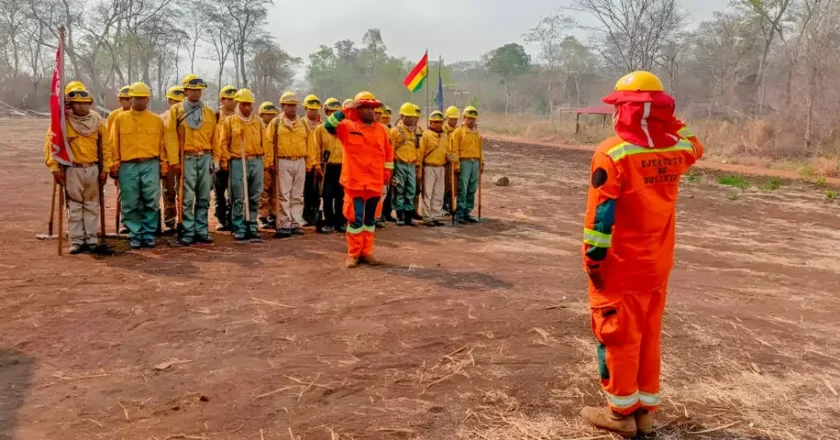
[396,211,406,226]
[404,211,414,227]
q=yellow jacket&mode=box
[106,108,124,131]
[265,116,317,167]
[420,129,450,166]
[390,121,421,164]
[451,125,483,164]
[164,102,220,166]
[443,123,457,136]
[43,117,112,173]
[110,109,167,165]
[219,115,272,169]
[308,123,343,169]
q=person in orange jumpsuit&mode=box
[580,71,704,438]
[324,91,393,268]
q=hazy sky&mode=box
[267,0,732,65]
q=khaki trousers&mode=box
[65,166,100,246]
[422,165,445,220]
[277,158,305,229]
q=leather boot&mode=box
[395,211,405,226]
[345,256,359,268]
[361,254,382,266]
[579,406,637,438]
[635,409,652,435]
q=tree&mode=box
[222,0,271,88]
[361,28,386,80]
[249,37,301,100]
[524,14,574,119]
[485,43,530,113]
[572,0,683,72]
[737,0,793,112]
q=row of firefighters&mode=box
[47,68,708,438]
[46,75,484,265]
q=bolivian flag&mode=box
[403,52,428,92]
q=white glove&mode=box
[447,153,456,162]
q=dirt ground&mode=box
[0,117,838,440]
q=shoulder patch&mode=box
[591,167,608,188]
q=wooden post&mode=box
[48,180,57,236]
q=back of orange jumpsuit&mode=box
[582,72,704,416]
[324,98,393,258]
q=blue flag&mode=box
[433,61,444,111]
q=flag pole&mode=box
[425,49,429,126]
[57,25,66,256]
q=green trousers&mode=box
[393,162,417,212]
[182,154,212,239]
[118,159,160,240]
[457,160,480,218]
[230,158,264,236]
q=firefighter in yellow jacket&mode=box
[214,84,238,231]
[106,85,131,131]
[257,101,279,227]
[219,89,270,241]
[389,103,421,226]
[452,106,483,224]
[420,110,455,226]
[164,74,220,246]
[442,106,460,215]
[309,97,344,233]
[159,86,185,232]
[110,82,168,249]
[265,92,316,238]
[302,94,322,227]
[44,83,112,254]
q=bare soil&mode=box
[0,118,838,440]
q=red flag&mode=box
[49,36,72,166]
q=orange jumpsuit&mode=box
[326,110,393,258]
[583,108,704,415]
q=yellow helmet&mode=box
[118,85,132,98]
[234,88,255,103]
[374,107,384,114]
[279,91,299,105]
[354,91,381,108]
[399,103,416,117]
[323,97,341,111]
[429,110,445,122]
[383,106,393,116]
[65,85,93,103]
[463,105,478,119]
[414,104,422,116]
[64,81,85,96]
[128,81,152,98]
[614,71,664,92]
[219,85,237,99]
[445,106,460,119]
[303,94,321,109]
[259,101,279,115]
[342,99,354,109]
[166,86,185,102]
[182,73,207,90]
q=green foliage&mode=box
[760,177,781,190]
[485,43,531,83]
[816,176,828,187]
[718,175,749,189]
[827,190,837,199]
[686,170,702,183]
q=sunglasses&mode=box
[383,110,392,115]
[465,110,478,117]
[171,89,185,97]
[67,90,91,99]
[186,78,207,88]
[261,105,279,113]
[221,89,236,96]
[306,99,321,106]
[119,88,130,95]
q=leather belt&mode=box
[278,156,305,160]
[70,162,97,168]
[184,150,208,157]
[123,157,156,163]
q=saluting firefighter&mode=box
[579,71,704,438]
[219,89,269,241]
[266,92,316,238]
[159,86,185,232]
[389,103,421,226]
[110,82,168,249]
[324,92,393,268]
[214,85,238,231]
[452,106,483,224]
[44,83,112,254]
[302,94,323,227]
[442,106,460,215]
[419,110,455,226]
[164,74,220,246]
[257,101,280,228]
[308,97,345,233]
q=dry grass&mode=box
[481,112,840,177]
